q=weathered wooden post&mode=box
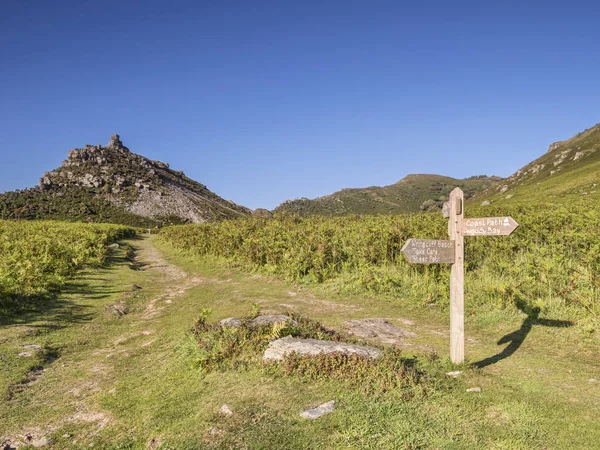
[402,187,519,364]
[448,188,465,363]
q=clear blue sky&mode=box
[1,0,598,210]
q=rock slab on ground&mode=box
[446,371,462,378]
[219,404,233,416]
[344,318,416,344]
[300,401,335,419]
[263,336,382,361]
[219,315,297,329]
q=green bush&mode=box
[0,220,136,310]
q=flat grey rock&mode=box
[446,371,462,378]
[18,352,33,357]
[219,404,233,416]
[219,315,296,329]
[263,336,381,361]
[21,344,42,350]
[252,314,296,327]
[467,387,482,393]
[300,400,335,419]
[31,437,50,447]
[219,317,243,328]
[344,318,416,344]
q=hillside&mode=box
[0,135,251,226]
[471,123,600,206]
[274,174,500,216]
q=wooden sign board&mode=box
[464,217,519,237]
[401,239,455,264]
[403,188,520,364]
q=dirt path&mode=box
[0,236,209,449]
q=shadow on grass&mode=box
[474,301,574,368]
[0,238,141,329]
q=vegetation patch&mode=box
[0,220,136,314]
[160,207,600,333]
[188,308,426,397]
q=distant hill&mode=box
[274,174,500,216]
[471,123,600,206]
[0,135,251,226]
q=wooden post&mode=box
[448,187,464,364]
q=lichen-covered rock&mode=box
[263,336,382,361]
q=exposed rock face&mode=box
[107,134,128,151]
[263,336,382,361]
[31,134,251,224]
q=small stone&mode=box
[209,427,224,436]
[31,437,50,447]
[446,371,462,378]
[588,378,597,383]
[63,434,72,438]
[18,352,33,357]
[108,243,120,249]
[21,344,42,350]
[300,400,335,419]
[467,387,482,393]
[481,201,491,206]
[219,404,233,416]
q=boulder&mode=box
[263,336,381,361]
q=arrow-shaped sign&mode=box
[463,217,519,237]
[401,239,455,264]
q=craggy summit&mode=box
[1,135,250,226]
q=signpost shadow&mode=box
[473,302,574,369]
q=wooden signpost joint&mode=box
[402,188,519,364]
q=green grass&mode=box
[2,235,599,448]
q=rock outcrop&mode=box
[6,134,252,225]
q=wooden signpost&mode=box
[401,187,519,363]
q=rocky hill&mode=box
[0,135,251,226]
[274,174,500,216]
[471,123,600,206]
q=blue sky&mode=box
[1,0,598,210]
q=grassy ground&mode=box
[1,236,599,449]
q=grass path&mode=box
[1,236,599,449]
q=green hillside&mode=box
[275,174,500,216]
[471,123,600,207]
